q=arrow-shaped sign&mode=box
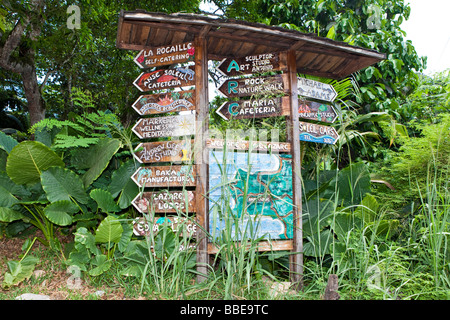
[298,99,338,123]
[132,190,195,214]
[299,121,339,145]
[133,140,193,164]
[131,165,196,188]
[132,113,195,139]
[216,97,288,120]
[297,77,337,102]
[132,90,196,116]
[134,41,195,69]
[218,74,289,98]
[133,66,195,92]
[216,52,285,77]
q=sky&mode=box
[393,0,450,75]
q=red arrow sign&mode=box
[134,42,195,68]
[133,66,195,92]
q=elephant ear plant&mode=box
[0,128,134,253]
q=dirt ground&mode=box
[0,230,140,300]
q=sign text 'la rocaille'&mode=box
[134,41,195,69]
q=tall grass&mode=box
[412,164,449,290]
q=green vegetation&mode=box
[1,0,449,300]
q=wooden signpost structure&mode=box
[116,11,385,289]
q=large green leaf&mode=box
[0,172,31,207]
[107,160,139,209]
[0,131,18,154]
[324,162,371,207]
[6,141,64,185]
[41,167,89,204]
[332,212,363,242]
[71,138,121,188]
[0,207,24,223]
[44,200,79,226]
[88,255,112,276]
[90,189,120,213]
[2,255,39,289]
[95,215,123,244]
[303,229,333,258]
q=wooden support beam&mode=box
[286,49,303,290]
[194,35,210,283]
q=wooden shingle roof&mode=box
[116,11,385,79]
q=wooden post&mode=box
[194,34,210,282]
[286,49,303,289]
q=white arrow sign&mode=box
[297,77,337,102]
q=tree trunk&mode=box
[0,0,45,128]
[22,65,45,126]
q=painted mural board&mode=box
[208,151,294,240]
[132,190,195,214]
[218,74,289,98]
[298,99,338,123]
[216,97,289,120]
[133,140,192,164]
[134,42,195,69]
[297,77,337,102]
[131,165,196,188]
[132,90,196,116]
[299,121,339,145]
[216,52,286,77]
[132,113,195,139]
[133,66,195,92]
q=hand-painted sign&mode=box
[132,113,195,139]
[132,190,195,213]
[297,77,337,102]
[216,97,289,120]
[133,66,195,92]
[218,74,289,98]
[133,140,192,164]
[299,121,339,145]
[132,90,196,116]
[134,42,195,68]
[131,165,196,188]
[298,99,338,123]
[206,139,291,153]
[132,216,197,237]
[216,52,286,77]
[209,151,293,240]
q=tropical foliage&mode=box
[0,0,449,300]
